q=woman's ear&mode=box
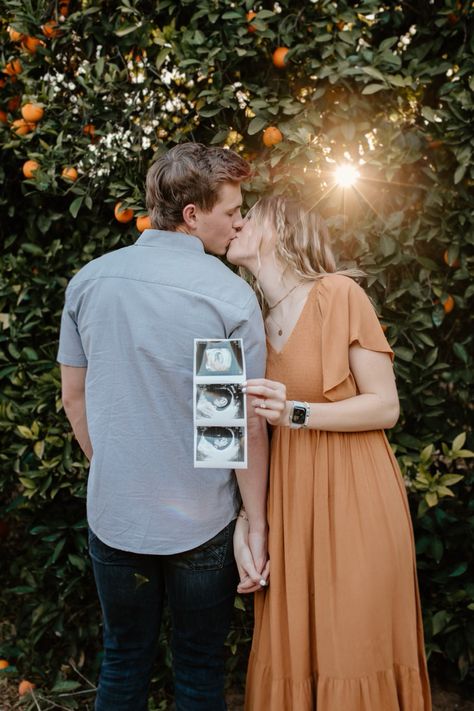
[182,203,198,230]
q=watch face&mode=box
[291,405,307,425]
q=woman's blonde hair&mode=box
[253,195,362,279]
[244,195,363,311]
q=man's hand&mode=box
[233,516,269,594]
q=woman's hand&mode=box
[243,378,291,426]
[234,516,270,594]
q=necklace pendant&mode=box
[278,328,283,336]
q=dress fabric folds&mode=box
[245,275,431,711]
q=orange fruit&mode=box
[246,11,257,32]
[23,159,40,178]
[42,21,62,38]
[21,103,44,122]
[8,27,24,42]
[442,295,455,314]
[18,680,36,696]
[272,47,289,69]
[443,249,460,268]
[3,59,22,76]
[114,202,134,223]
[136,214,152,232]
[0,110,7,124]
[61,166,78,181]
[83,123,95,139]
[12,118,35,135]
[0,659,9,669]
[22,36,45,54]
[59,2,70,17]
[263,126,283,147]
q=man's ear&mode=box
[182,203,198,230]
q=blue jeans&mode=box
[88,521,238,711]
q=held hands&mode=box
[243,378,290,426]
[233,516,270,594]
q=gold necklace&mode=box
[268,311,284,337]
[267,282,303,311]
[267,282,305,336]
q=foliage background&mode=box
[0,0,473,704]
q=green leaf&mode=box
[362,67,385,82]
[439,474,463,486]
[51,680,81,692]
[452,343,468,363]
[34,441,45,459]
[69,196,84,219]
[436,486,455,498]
[448,562,467,577]
[432,610,449,635]
[68,553,86,571]
[454,164,467,185]
[248,117,267,135]
[420,444,434,462]
[362,83,385,95]
[115,24,140,37]
[155,48,170,70]
[452,433,466,451]
[234,595,245,611]
[393,347,414,362]
[52,538,66,563]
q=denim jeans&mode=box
[88,520,238,711]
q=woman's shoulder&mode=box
[319,273,365,297]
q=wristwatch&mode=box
[289,401,310,429]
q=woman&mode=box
[226,196,431,711]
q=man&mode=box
[58,143,269,711]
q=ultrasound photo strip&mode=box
[194,338,245,384]
[195,384,246,426]
[193,338,248,468]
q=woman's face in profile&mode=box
[226,210,274,268]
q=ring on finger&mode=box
[261,400,266,409]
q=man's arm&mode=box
[60,365,93,460]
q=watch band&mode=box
[289,400,310,429]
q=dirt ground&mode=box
[1,676,473,711]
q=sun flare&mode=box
[334,164,360,188]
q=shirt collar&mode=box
[135,229,205,253]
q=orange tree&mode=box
[0,0,473,699]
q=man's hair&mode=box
[145,143,251,230]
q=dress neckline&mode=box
[266,281,319,356]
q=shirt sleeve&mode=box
[57,290,88,367]
[230,292,266,379]
[320,275,393,402]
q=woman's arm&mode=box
[244,344,399,432]
[234,400,269,584]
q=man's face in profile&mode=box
[194,182,244,255]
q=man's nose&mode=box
[233,211,244,229]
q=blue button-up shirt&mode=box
[58,230,266,554]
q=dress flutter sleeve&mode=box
[319,275,394,402]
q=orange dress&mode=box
[245,275,431,711]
